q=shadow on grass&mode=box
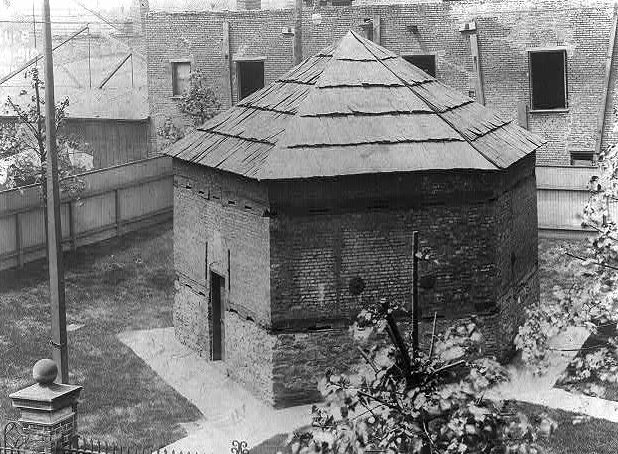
[555,321,618,401]
[512,401,618,454]
[249,403,618,454]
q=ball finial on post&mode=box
[32,359,58,385]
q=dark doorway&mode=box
[403,55,436,77]
[237,61,264,100]
[210,272,224,360]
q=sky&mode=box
[0,0,135,20]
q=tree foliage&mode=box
[178,68,221,127]
[290,300,556,454]
[0,68,90,196]
[156,117,185,150]
[155,70,221,151]
[515,143,618,391]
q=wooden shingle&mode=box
[164,30,545,180]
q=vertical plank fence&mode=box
[536,165,618,238]
[0,156,172,271]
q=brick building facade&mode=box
[147,0,618,166]
[164,31,543,406]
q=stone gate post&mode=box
[8,359,82,454]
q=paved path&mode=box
[487,326,618,422]
[118,328,312,454]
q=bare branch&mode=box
[429,312,437,359]
[357,346,379,373]
[565,251,618,272]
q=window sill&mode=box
[569,162,597,168]
[171,95,183,100]
[529,108,569,114]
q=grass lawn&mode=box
[0,222,202,446]
[510,401,618,454]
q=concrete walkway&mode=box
[487,326,618,422]
[118,328,313,454]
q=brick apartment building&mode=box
[163,30,543,406]
[147,0,618,167]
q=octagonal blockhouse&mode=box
[165,31,543,407]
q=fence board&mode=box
[19,209,45,249]
[75,193,116,234]
[0,216,16,256]
[120,179,173,221]
[535,165,618,235]
[536,165,597,190]
[0,156,172,271]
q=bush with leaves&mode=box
[156,117,186,150]
[154,69,220,152]
[515,142,618,389]
[178,68,221,127]
[289,299,556,454]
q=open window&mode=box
[171,61,191,96]
[403,55,436,77]
[528,49,568,110]
[237,60,265,100]
[570,150,595,166]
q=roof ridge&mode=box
[234,104,296,116]
[201,129,277,146]
[286,137,466,148]
[349,32,504,170]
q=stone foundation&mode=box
[173,280,210,357]
[218,267,539,408]
[224,311,276,404]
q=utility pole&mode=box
[293,0,302,65]
[43,0,69,384]
[411,231,419,357]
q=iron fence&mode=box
[2,422,249,454]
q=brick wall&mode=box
[147,0,618,165]
[172,160,271,355]
[170,154,538,405]
[21,413,77,454]
[267,157,537,329]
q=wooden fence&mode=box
[0,156,172,271]
[536,165,618,237]
[0,160,610,270]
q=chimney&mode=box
[237,0,261,10]
[139,0,149,34]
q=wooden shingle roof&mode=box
[164,31,545,180]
